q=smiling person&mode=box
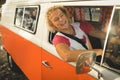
[46,6,106,62]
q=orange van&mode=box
[0,0,120,80]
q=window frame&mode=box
[47,5,120,73]
[14,5,40,34]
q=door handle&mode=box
[42,60,52,68]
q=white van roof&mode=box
[5,0,76,3]
[5,0,116,3]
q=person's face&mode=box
[49,9,70,31]
[33,10,37,16]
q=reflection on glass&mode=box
[15,8,23,26]
[104,9,120,71]
[84,8,90,21]
[91,8,101,21]
[84,8,100,21]
[23,7,38,31]
[14,6,39,33]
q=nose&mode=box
[59,17,63,21]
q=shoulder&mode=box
[52,32,70,46]
[79,21,94,34]
[71,22,80,28]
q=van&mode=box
[0,0,120,80]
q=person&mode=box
[23,10,33,30]
[46,6,106,62]
[31,8,37,31]
[31,8,37,20]
[15,9,23,26]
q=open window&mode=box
[48,6,113,64]
[14,5,40,34]
[103,7,120,73]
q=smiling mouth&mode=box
[60,21,66,26]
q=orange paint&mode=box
[0,25,42,80]
[0,24,96,80]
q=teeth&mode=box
[59,23,64,26]
[60,21,66,26]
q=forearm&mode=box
[89,28,106,40]
[62,49,103,62]
[55,43,103,62]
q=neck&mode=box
[60,25,74,35]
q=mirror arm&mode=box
[91,66,103,80]
[85,61,103,80]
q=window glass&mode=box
[104,9,120,73]
[14,6,39,34]
[91,8,101,21]
[14,8,23,26]
[84,8,90,21]
[81,7,101,22]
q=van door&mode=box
[41,32,96,80]
[41,49,77,80]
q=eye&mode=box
[54,17,59,22]
[60,14,63,17]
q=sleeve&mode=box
[80,21,94,34]
[52,35,70,46]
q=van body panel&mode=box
[41,48,96,80]
[0,24,96,80]
[92,65,120,80]
[0,25,42,80]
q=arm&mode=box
[80,21,106,40]
[89,27,106,40]
[55,43,103,62]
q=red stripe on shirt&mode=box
[52,35,70,46]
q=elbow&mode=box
[63,57,70,62]
[57,49,75,62]
[62,53,72,62]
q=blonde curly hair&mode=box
[46,6,71,32]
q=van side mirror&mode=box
[76,51,96,74]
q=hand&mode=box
[94,49,103,56]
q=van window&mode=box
[14,6,40,34]
[48,6,113,65]
[81,7,101,22]
[104,8,120,73]
[48,6,112,47]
